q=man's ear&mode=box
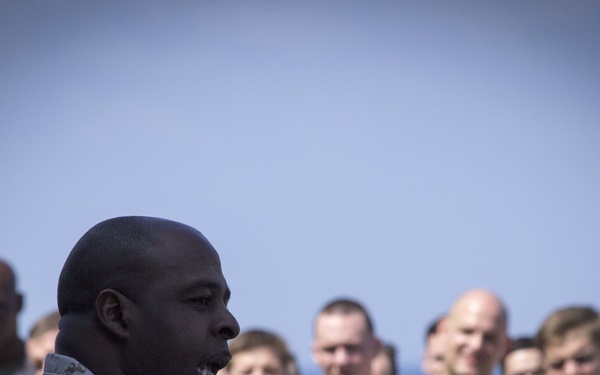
[310,341,321,365]
[16,292,23,313]
[373,336,383,354]
[95,289,131,340]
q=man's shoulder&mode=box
[43,354,94,375]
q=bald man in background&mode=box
[0,259,35,375]
[440,289,509,375]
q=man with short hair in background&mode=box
[312,298,381,375]
[501,337,542,375]
[26,311,60,375]
[535,306,600,375]
[423,316,446,375]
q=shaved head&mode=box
[57,216,200,316]
[448,290,507,331]
[442,289,508,375]
[53,216,239,375]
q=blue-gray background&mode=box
[1,2,599,375]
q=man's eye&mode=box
[550,361,564,370]
[193,297,210,305]
[575,355,594,364]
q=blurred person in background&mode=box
[501,337,542,375]
[422,316,446,375]
[311,298,381,375]
[371,342,398,375]
[0,259,34,375]
[440,289,508,375]
[535,306,600,375]
[26,311,60,375]
[223,329,297,375]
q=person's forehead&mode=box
[315,312,370,342]
[150,224,220,263]
[451,300,504,331]
[230,347,283,369]
[547,329,597,355]
[142,225,229,293]
[505,349,542,368]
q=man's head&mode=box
[311,298,381,375]
[225,329,297,375]
[501,337,542,375]
[54,216,240,375]
[423,317,447,375]
[535,306,600,375]
[27,311,60,375]
[441,289,508,375]
[0,259,24,360]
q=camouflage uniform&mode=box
[42,354,93,375]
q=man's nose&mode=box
[215,306,240,340]
[562,360,580,375]
[333,347,351,365]
[468,334,483,350]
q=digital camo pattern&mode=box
[43,354,93,375]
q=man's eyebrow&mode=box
[183,280,232,302]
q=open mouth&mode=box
[196,351,231,375]
[198,356,231,375]
[197,367,215,375]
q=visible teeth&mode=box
[197,368,215,375]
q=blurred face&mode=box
[443,296,507,375]
[371,349,393,375]
[423,332,447,375]
[312,312,380,375]
[26,328,59,375]
[544,328,600,375]
[0,264,21,347]
[228,347,288,375]
[125,225,240,375]
[504,348,543,375]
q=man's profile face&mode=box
[423,332,446,375]
[125,225,240,375]
[503,348,543,375]
[443,300,506,375]
[26,328,59,375]
[544,328,600,375]
[312,312,380,375]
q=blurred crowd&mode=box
[1,217,598,375]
